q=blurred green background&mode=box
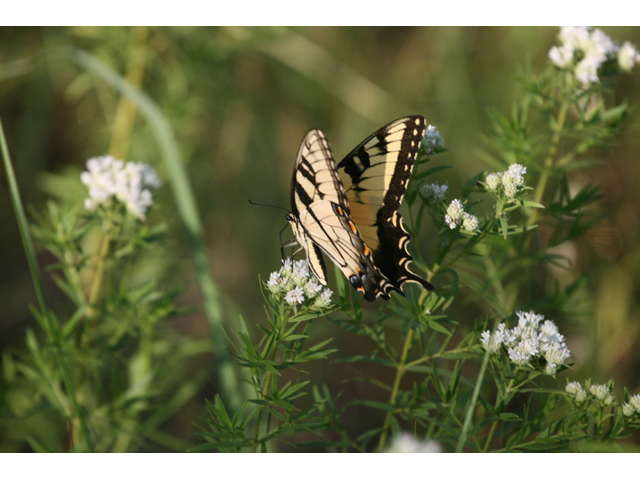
[1,26,640,451]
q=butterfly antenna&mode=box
[248,199,290,214]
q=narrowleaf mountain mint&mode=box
[480,310,571,375]
[385,433,442,453]
[81,155,162,220]
[462,213,479,232]
[508,338,538,366]
[421,125,445,155]
[507,164,526,184]
[419,182,448,203]
[483,163,527,199]
[566,381,587,403]
[629,393,640,412]
[622,402,636,417]
[314,288,333,309]
[589,383,612,402]
[548,26,639,85]
[445,199,465,229]
[266,258,333,309]
[618,41,640,72]
[485,173,501,192]
[304,278,323,297]
[548,43,575,68]
[444,199,464,229]
[284,286,305,305]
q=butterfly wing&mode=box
[336,115,434,293]
[289,129,399,300]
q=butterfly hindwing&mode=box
[298,199,402,300]
[287,118,433,301]
[337,116,434,293]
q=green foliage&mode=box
[198,35,640,452]
[0,153,207,452]
[3,26,640,454]
[197,278,339,453]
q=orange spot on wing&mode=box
[349,222,358,234]
[363,245,370,256]
[337,206,343,215]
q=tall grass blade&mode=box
[456,346,491,452]
[1,117,94,452]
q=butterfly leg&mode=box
[281,237,299,260]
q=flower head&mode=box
[589,383,611,402]
[480,311,571,375]
[481,324,507,353]
[485,173,501,192]
[445,199,465,229]
[618,41,640,72]
[622,402,636,417]
[421,125,445,155]
[462,212,479,232]
[284,286,305,305]
[629,393,640,412]
[385,433,442,453]
[566,381,587,403]
[314,288,333,309]
[81,156,161,220]
[484,164,527,198]
[507,339,538,366]
[548,27,636,85]
[266,258,334,309]
[420,183,448,203]
[549,43,575,68]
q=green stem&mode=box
[1,118,94,452]
[87,231,111,317]
[482,420,498,453]
[377,328,415,452]
[252,369,273,453]
[252,304,286,452]
[456,345,492,453]
[404,347,473,369]
[529,99,569,223]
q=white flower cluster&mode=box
[565,381,588,404]
[421,125,445,155]
[589,383,615,405]
[566,380,640,415]
[484,164,527,198]
[385,433,442,453]
[481,310,571,375]
[570,381,615,404]
[619,41,640,72]
[267,259,333,309]
[444,199,478,232]
[622,394,640,418]
[419,182,448,203]
[81,156,162,220]
[548,27,640,85]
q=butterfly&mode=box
[286,115,434,301]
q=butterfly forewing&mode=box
[290,129,349,217]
